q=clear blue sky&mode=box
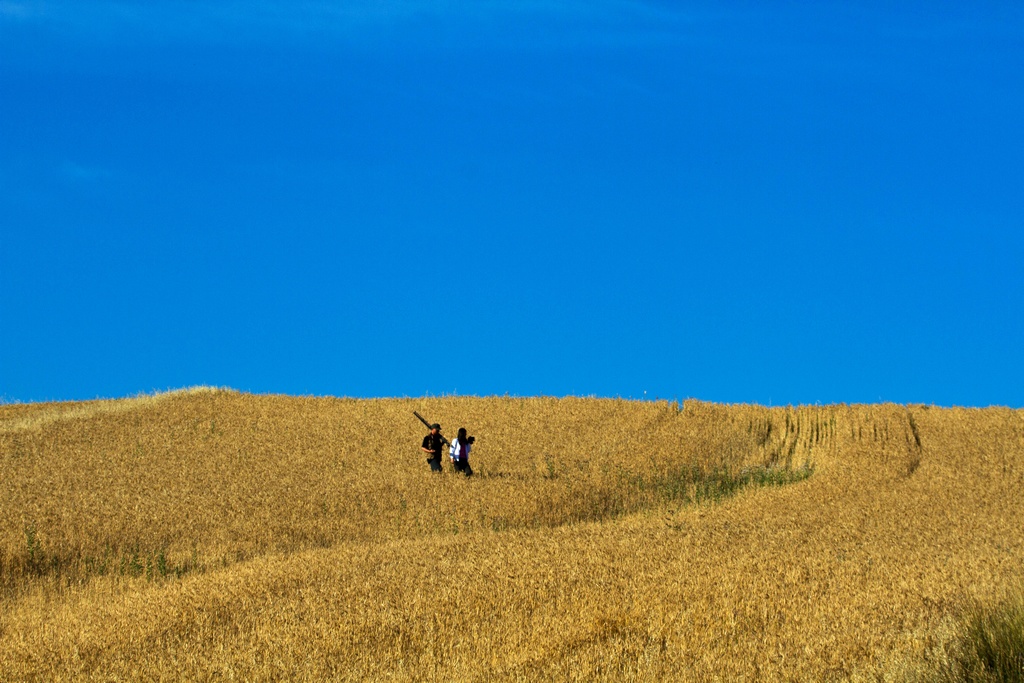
[2,1,1022,406]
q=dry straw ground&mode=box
[1,388,1022,681]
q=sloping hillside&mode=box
[1,390,1022,680]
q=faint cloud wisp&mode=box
[59,161,112,183]
[0,1,30,18]
[0,0,700,49]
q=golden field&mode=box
[1,388,1022,681]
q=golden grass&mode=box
[1,391,1022,680]
[0,386,229,434]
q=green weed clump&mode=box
[645,461,814,505]
[935,594,1024,683]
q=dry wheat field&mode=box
[1,388,1022,681]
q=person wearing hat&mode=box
[421,423,446,472]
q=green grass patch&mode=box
[926,592,1024,683]
[649,461,815,505]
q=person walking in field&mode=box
[450,427,474,477]
[422,423,446,472]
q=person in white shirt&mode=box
[450,427,474,477]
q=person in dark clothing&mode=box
[421,423,446,472]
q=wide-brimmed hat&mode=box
[431,423,441,430]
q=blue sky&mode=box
[2,1,1022,406]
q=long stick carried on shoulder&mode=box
[413,411,451,449]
